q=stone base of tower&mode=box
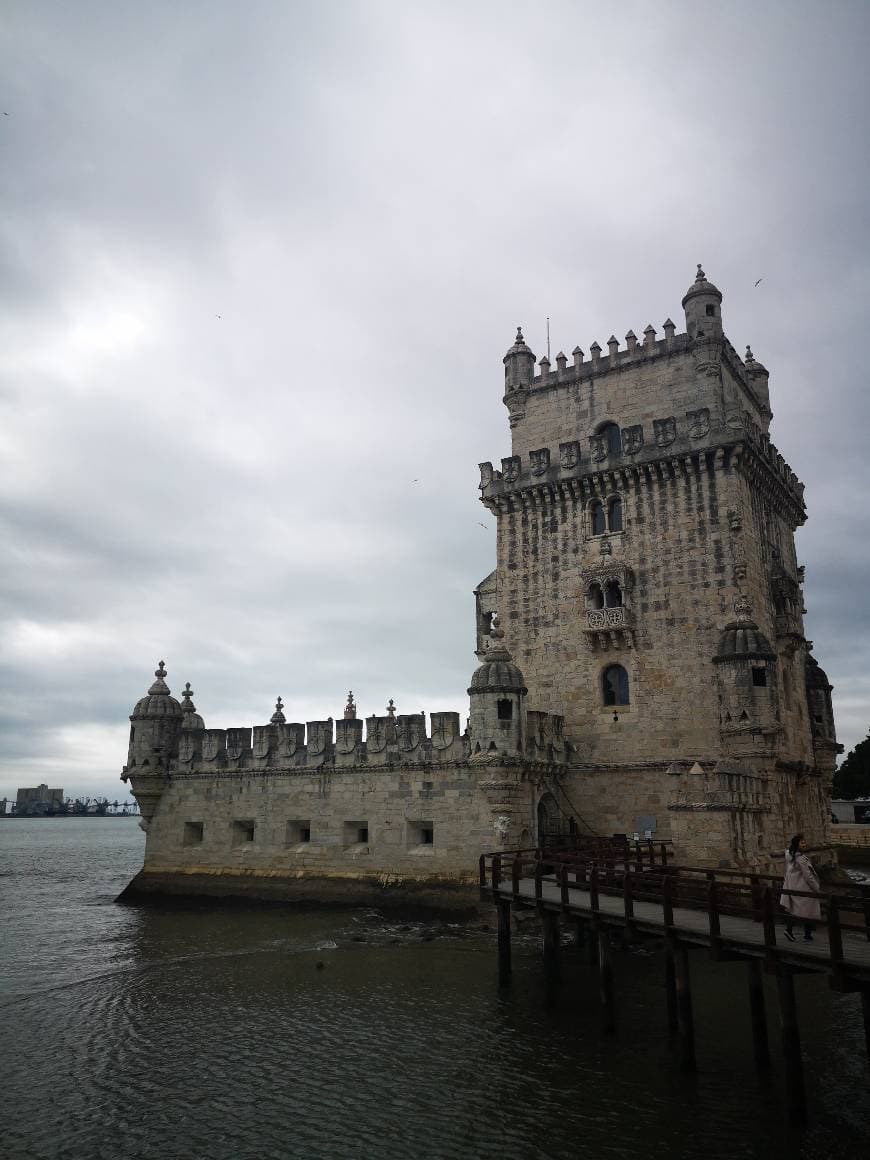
[117,868,485,918]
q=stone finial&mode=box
[271,696,286,725]
[148,660,170,696]
[386,698,396,718]
[589,340,602,363]
[745,345,755,365]
[516,326,524,343]
[538,355,550,379]
[625,329,637,353]
[607,335,619,358]
[663,318,676,341]
[643,324,656,349]
[181,682,196,713]
[344,690,357,720]
[555,351,567,373]
[572,345,584,368]
[696,263,706,282]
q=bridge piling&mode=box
[747,958,770,1069]
[674,944,696,1073]
[861,988,870,1065]
[665,942,678,1037]
[598,929,616,1033]
[776,966,806,1128]
[542,912,561,1004]
[497,899,512,986]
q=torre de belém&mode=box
[120,267,840,906]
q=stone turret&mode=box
[180,682,205,732]
[713,612,780,751]
[744,345,772,420]
[127,661,183,769]
[468,617,528,757]
[682,263,723,341]
[503,327,535,390]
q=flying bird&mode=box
[754,278,763,287]
[478,523,489,529]
[215,314,222,319]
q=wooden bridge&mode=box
[479,841,870,1127]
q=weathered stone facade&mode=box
[477,265,840,866]
[121,268,839,903]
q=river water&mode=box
[1,820,868,1160]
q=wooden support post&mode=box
[542,911,561,1004]
[574,916,586,951]
[497,899,512,987]
[665,940,678,1037]
[747,958,770,1069]
[861,989,870,1065]
[598,928,616,1033]
[776,966,806,1129]
[674,943,696,1073]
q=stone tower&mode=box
[477,267,839,865]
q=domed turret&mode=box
[805,652,837,745]
[127,661,184,768]
[180,682,205,731]
[503,327,536,390]
[714,619,776,662]
[468,617,528,758]
[682,263,723,341]
[744,345,772,421]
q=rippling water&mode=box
[1,820,869,1160]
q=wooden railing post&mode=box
[589,865,600,917]
[512,853,521,901]
[761,886,777,963]
[707,871,721,940]
[623,868,634,921]
[749,874,761,923]
[828,895,844,967]
[479,854,487,889]
[534,859,543,905]
[663,872,674,929]
[492,854,501,893]
[560,863,570,911]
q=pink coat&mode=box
[780,851,821,921]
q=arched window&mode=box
[602,664,630,706]
[587,583,604,610]
[604,580,623,608]
[600,423,621,454]
[589,500,606,536]
[497,699,513,721]
[608,496,623,532]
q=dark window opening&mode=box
[183,821,204,846]
[587,583,604,610]
[497,699,513,720]
[705,304,715,317]
[604,580,623,608]
[358,826,369,844]
[590,500,606,536]
[232,819,255,846]
[421,826,434,845]
[602,665,630,706]
[752,668,767,688]
[129,726,135,744]
[286,819,311,845]
[608,497,623,532]
[600,423,621,454]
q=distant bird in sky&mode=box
[411,478,419,483]
[754,278,763,287]
[477,522,489,529]
[215,314,222,319]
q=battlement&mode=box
[505,316,769,425]
[479,419,804,513]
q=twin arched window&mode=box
[603,664,630,706]
[586,580,623,609]
[589,496,623,536]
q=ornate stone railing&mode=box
[587,607,628,630]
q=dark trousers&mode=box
[785,917,815,939]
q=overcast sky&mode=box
[1,1,869,803]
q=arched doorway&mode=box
[537,792,562,845]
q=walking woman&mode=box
[780,833,821,942]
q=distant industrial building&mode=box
[15,784,64,816]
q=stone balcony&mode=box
[584,605,634,650]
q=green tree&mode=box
[833,731,870,798]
